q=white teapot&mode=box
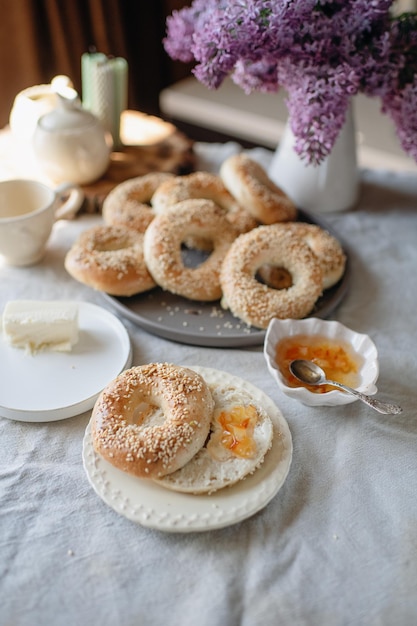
[33,83,112,185]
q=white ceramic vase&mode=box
[268,103,359,213]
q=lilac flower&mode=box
[164,0,417,165]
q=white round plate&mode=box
[0,301,132,422]
[82,366,293,533]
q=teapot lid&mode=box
[37,87,100,132]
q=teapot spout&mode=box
[51,76,80,108]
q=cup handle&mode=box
[54,182,84,220]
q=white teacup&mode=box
[0,179,84,266]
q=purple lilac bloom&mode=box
[383,78,417,161]
[164,1,417,164]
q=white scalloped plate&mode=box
[82,366,293,533]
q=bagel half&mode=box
[154,374,274,494]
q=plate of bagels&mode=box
[65,153,350,347]
[83,364,293,532]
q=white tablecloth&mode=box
[1,143,417,626]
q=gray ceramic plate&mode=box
[101,211,350,348]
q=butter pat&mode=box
[2,300,79,353]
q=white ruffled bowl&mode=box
[264,317,379,407]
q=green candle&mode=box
[81,52,128,148]
[81,52,106,111]
[109,57,128,148]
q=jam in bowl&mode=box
[264,317,379,407]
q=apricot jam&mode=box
[275,334,363,393]
[211,405,258,459]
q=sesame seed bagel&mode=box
[143,198,237,301]
[220,153,297,224]
[220,225,323,329]
[259,222,346,290]
[152,171,257,250]
[102,172,173,233]
[91,363,214,479]
[154,379,273,494]
[152,171,257,234]
[65,224,156,296]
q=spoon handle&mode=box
[325,380,402,415]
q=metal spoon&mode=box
[289,359,402,415]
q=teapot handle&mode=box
[54,182,84,220]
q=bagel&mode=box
[91,363,214,479]
[258,222,346,290]
[220,153,297,224]
[151,171,258,235]
[220,225,323,329]
[144,198,237,301]
[65,224,156,296]
[102,172,173,233]
[154,378,273,494]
